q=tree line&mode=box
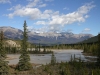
[45,41,99,55]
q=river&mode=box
[6,49,97,65]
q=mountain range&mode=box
[0,26,93,45]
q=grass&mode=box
[8,60,100,75]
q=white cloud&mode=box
[7,0,47,19]
[7,4,22,11]
[7,8,13,11]
[38,4,47,8]
[85,15,89,18]
[77,3,95,15]
[0,0,11,3]
[83,28,91,32]
[7,7,41,19]
[6,1,95,32]
[26,0,46,8]
[40,10,53,19]
[26,0,40,7]
[63,7,69,10]
[43,10,53,14]
[35,21,46,25]
[47,2,95,31]
[45,0,54,2]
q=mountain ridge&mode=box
[80,35,98,43]
[0,26,93,45]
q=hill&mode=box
[79,35,98,43]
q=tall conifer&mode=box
[97,33,100,67]
[16,21,32,71]
[0,31,9,75]
[51,52,56,65]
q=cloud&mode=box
[49,2,95,25]
[7,4,22,11]
[45,0,54,2]
[38,4,47,8]
[82,28,91,32]
[6,1,95,32]
[40,10,53,19]
[26,0,46,8]
[63,7,69,10]
[35,21,46,25]
[0,0,11,4]
[85,15,89,18]
[7,0,48,19]
[7,7,41,19]
[47,2,95,31]
[26,0,40,7]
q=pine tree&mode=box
[70,55,73,63]
[97,33,100,67]
[51,52,56,65]
[43,46,46,52]
[16,21,32,71]
[39,43,40,51]
[0,31,10,75]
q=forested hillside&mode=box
[80,35,98,43]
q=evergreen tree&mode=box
[97,33,100,67]
[16,21,32,71]
[51,52,56,65]
[43,46,46,52]
[38,43,40,52]
[70,55,73,63]
[0,31,9,75]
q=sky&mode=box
[0,0,100,36]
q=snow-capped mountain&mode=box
[0,26,93,44]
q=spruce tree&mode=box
[0,31,9,75]
[97,33,100,67]
[16,21,32,71]
[51,52,56,65]
[38,43,40,52]
[43,46,46,52]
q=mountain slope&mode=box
[0,26,22,39]
[80,35,98,43]
[0,26,93,44]
[28,31,93,44]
